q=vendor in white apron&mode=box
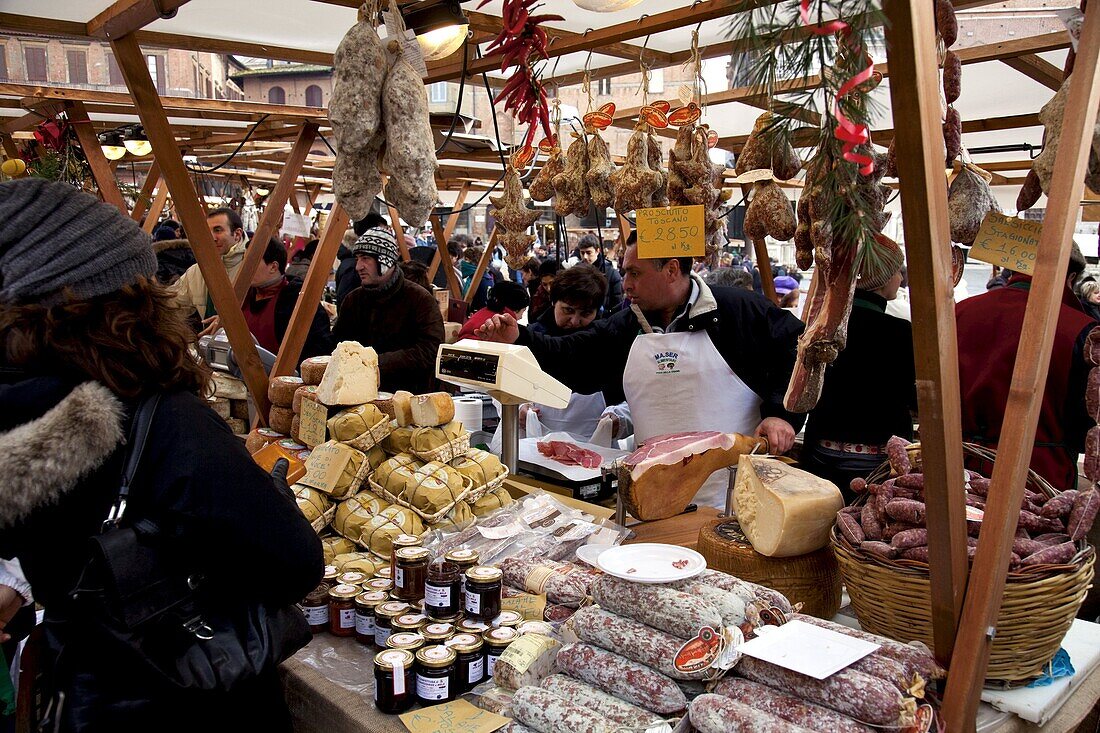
[475,232,805,510]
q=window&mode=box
[649,68,664,93]
[598,77,612,96]
[146,54,165,93]
[0,46,8,81]
[429,81,448,103]
[268,86,286,104]
[305,84,323,107]
[107,52,123,85]
[66,49,87,85]
[24,46,47,82]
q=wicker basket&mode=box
[369,472,476,524]
[411,432,471,464]
[344,415,394,452]
[833,442,1096,686]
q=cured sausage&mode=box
[499,557,591,607]
[665,579,746,628]
[861,503,884,540]
[713,678,874,733]
[943,50,962,104]
[508,686,616,733]
[792,614,946,681]
[1040,490,1079,519]
[690,693,817,733]
[554,643,688,715]
[1068,487,1100,541]
[329,13,386,153]
[838,512,865,545]
[891,528,929,550]
[1020,541,1077,566]
[689,569,793,614]
[381,41,438,226]
[540,674,664,729]
[589,576,722,640]
[886,499,926,524]
[567,606,708,681]
[735,656,916,727]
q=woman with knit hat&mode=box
[0,179,321,730]
[799,234,918,498]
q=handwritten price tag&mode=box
[501,592,547,621]
[968,212,1041,275]
[399,699,510,733]
[635,205,706,258]
[298,397,328,448]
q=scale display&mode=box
[438,349,500,384]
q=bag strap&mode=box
[102,394,162,532]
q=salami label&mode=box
[674,626,722,674]
[524,566,556,594]
[496,633,560,675]
[900,703,940,733]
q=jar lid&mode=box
[457,619,490,634]
[323,565,338,580]
[328,583,360,600]
[278,439,306,451]
[374,648,415,671]
[365,578,394,592]
[395,547,431,563]
[374,567,393,579]
[494,610,523,627]
[377,601,412,619]
[517,620,555,636]
[386,632,425,651]
[355,591,388,609]
[393,534,422,547]
[422,623,455,641]
[304,583,331,603]
[445,548,480,563]
[416,644,458,669]
[444,633,484,653]
[466,566,503,583]
[337,572,369,585]
[483,627,519,646]
[393,613,428,630]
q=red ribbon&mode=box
[799,0,876,176]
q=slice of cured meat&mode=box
[537,440,603,469]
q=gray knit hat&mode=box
[351,226,399,274]
[0,178,157,305]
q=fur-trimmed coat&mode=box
[0,376,322,730]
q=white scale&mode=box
[435,340,570,473]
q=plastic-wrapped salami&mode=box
[735,657,917,726]
[493,634,561,690]
[690,693,816,733]
[589,576,721,640]
[665,579,745,628]
[713,678,874,733]
[499,557,591,607]
[540,675,664,729]
[567,606,708,680]
[684,569,793,614]
[554,643,687,715]
[508,686,616,733]
[792,614,945,681]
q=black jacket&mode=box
[269,277,334,361]
[153,239,196,285]
[518,275,807,430]
[594,257,624,314]
[0,376,322,730]
[335,245,361,309]
[332,269,445,393]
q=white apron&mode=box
[622,308,762,510]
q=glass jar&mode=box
[328,584,360,637]
[463,566,503,621]
[414,645,457,706]
[483,627,519,677]
[354,591,388,645]
[365,578,393,594]
[391,613,429,635]
[422,622,456,644]
[386,632,426,654]
[390,534,423,577]
[299,582,331,634]
[457,619,490,636]
[517,620,554,636]
[424,561,461,620]
[394,547,430,602]
[374,601,411,648]
[336,571,369,588]
[374,566,393,581]
[445,633,486,692]
[445,549,480,595]
[493,610,523,628]
[374,649,415,714]
[323,565,338,586]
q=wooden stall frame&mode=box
[142,183,169,233]
[130,159,161,222]
[65,100,128,214]
[429,214,466,300]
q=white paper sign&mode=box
[281,212,311,239]
[736,619,879,680]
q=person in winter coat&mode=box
[171,207,247,327]
[530,263,607,337]
[242,237,333,359]
[577,234,623,315]
[0,178,321,731]
[1078,278,1100,321]
[337,214,386,308]
[459,281,530,341]
[284,238,318,281]
[153,237,196,285]
[461,246,494,311]
[332,227,445,393]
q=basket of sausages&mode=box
[832,439,1097,686]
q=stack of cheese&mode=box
[208,372,250,435]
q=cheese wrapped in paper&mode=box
[363,444,387,472]
[333,490,391,542]
[428,501,475,533]
[327,403,387,444]
[305,441,368,500]
[293,484,332,526]
[410,421,465,454]
[471,487,515,517]
[332,552,383,574]
[361,505,424,556]
[322,536,357,564]
[451,449,506,486]
[373,454,423,491]
[382,426,415,455]
[403,461,465,514]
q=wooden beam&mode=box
[444,183,471,242]
[65,100,128,214]
[1001,53,1064,92]
[385,194,411,262]
[142,182,170,232]
[271,204,351,379]
[87,0,191,39]
[941,4,1100,729]
[464,230,497,304]
[110,33,272,420]
[233,122,319,302]
[1,132,21,162]
[430,215,465,300]
[131,159,161,221]
[885,0,970,668]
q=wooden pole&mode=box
[65,100,127,214]
[385,196,411,262]
[231,122,318,302]
[142,184,169,233]
[110,33,271,420]
[430,214,464,300]
[941,4,1100,729]
[1,132,21,162]
[464,229,498,304]
[616,213,631,259]
[270,203,351,378]
[444,183,470,241]
[130,160,161,221]
[884,0,970,667]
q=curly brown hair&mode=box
[0,277,211,400]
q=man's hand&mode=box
[198,315,221,338]
[474,313,520,343]
[755,417,796,454]
[0,585,23,643]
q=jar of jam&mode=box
[374,566,393,581]
[424,561,461,620]
[323,565,338,586]
[444,633,485,692]
[374,601,411,648]
[337,571,369,587]
[464,566,503,621]
[414,645,457,706]
[483,627,519,677]
[327,584,360,637]
[390,534,423,576]
[354,591,388,645]
[517,620,554,636]
[422,622,456,644]
[391,612,429,635]
[365,578,393,594]
[374,649,415,714]
[445,549,480,594]
[386,632,426,654]
[457,618,490,636]
[394,547,430,602]
[493,610,523,628]
[299,583,331,634]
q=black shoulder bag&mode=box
[69,394,310,692]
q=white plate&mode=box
[574,544,607,567]
[595,543,707,583]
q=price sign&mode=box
[298,398,328,448]
[399,699,510,733]
[968,211,1042,275]
[501,592,547,621]
[635,205,706,258]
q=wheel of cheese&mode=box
[226,418,247,435]
[245,427,284,454]
[291,414,301,443]
[292,385,320,414]
[207,397,231,419]
[268,376,304,407]
[300,355,330,386]
[269,405,295,435]
[230,399,250,420]
[697,518,842,619]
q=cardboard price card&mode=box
[636,205,706,258]
[968,211,1042,274]
[400,699,509,733]
[297,398,328,448]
